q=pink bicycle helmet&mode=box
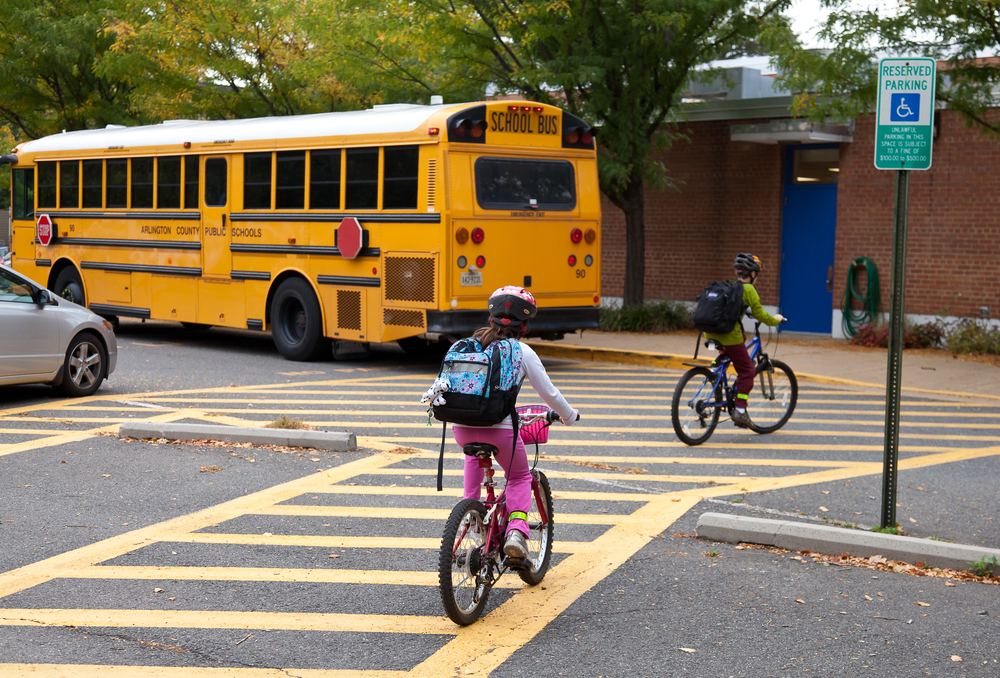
[488,286,537,326]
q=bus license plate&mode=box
[460,271,483,287]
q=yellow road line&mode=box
[310,485,658,502]
[257,504,621,524]
[362,468,770,484]
[0,608,455,635]
[165,532,592,552]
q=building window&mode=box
[276,151,305,209]
[158,156,182,209]
[792,148,839,185]
[345,147,378,210]
[131,157,154,208]
[310,149,341,209]
[106,159,127,208]
[204,158,228,207]
[60,161,79,209]
[383,146,419,210]
[82,160,103,208]
[184,156,199,209]
[37,162,57,209]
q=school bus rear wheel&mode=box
[53,267,86,307]
[271,278,328,362]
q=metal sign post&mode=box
[874,57,935,529]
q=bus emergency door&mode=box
[201,156,232,278]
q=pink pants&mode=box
[452,425,532,538]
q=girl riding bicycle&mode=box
[430,286,578,561]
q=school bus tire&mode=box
[53,266,86,308]
[271,277,327,362]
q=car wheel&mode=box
[54,267,86,306]
[58,332,107,397]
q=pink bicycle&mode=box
[438,406,574,625]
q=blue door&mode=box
[779,144,839,334]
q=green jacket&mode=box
[703,281,780,346]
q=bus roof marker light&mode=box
[428,127,440,135]
[571,228,583,243]
[520,106,531,112]
[455,227,469,244]
[532,106,544,113]
[471,227,485,244]
[183,142,191,149]
[508,105,520,112]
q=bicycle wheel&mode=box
[439,499,491,625]
[518,470,554,586]
[671,367,722,446]
[747,359,797,433]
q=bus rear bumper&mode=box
[426,306,600,336]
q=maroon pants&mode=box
[719,339,755,403]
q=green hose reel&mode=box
[841,256,881,337]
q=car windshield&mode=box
[0,269,36,303]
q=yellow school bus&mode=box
[3,101,601,360]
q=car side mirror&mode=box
[34,288,52,306]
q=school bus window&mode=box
[60,161,80,209]
[205,158,227,207]
[276,151,305,209]
[82,160,103,208]
[383,145,419,210]
[474,157,576,211]
[158,156,182,209]
[244,152,272,209]
[309,149,341,209]
[184,156,199,209]
[12,169,34,220]
[131,157,154,209]
[106,159,127,208]
[345,147,378,210]
[37,162,57,209]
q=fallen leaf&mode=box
[153,588,164,593]
[822,490,830,494]
[917,602,930,607]
[328,554,340,559]
[909,518,917,523]
[795,599,805,604]
[951,655,962,662]
[678,648,696,653]
[102,474,111,478]
[864,595,873,601]
[945,582,956,587]
[262,532,273,537]
[168,597,176,601]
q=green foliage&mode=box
[967,554,998,577]
[765,0,1000,136]
[600,300,691,333]
[0,0,142,138]
[870,524,902,535]
[848,321,945,349]
[0,126,16,209]
[945,319,1000,356]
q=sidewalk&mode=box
[528,329,1000,399]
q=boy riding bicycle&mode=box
[703,253,784,428]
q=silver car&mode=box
[1,263,117,396]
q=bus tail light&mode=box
[568,255,577,266]
[453,118,485,139]
[584,228,597,244]
[476,255,486,267]
[570,228,583,243]
[581,128,595,144]
[456,227,469,244]
[468,120,486,139]
[565,127,581,144]
[471,227,485,244]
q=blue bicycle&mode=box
[671,315,797,446]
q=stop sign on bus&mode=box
[338,218,363,259]
[37,214,54,246]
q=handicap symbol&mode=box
[890,93,919,122]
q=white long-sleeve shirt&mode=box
[453,342,575,429]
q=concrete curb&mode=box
[527,341,988,399]
[118,422,357,452]
[695,512,1000,576]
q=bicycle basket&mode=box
[515,405,550,444]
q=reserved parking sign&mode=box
[874,58,936,170]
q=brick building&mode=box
[600,65,1000,337]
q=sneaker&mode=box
[731,409,753,429]
[503,530,529,560]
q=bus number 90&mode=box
[575,269,586,278]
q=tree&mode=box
[767,0,1000,136]
[410,0,790,306]
[0,0,140,139]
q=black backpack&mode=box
[691,281,745,334]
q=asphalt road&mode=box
[1,319,999,677]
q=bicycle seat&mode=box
[704,339,724,351]
[462,443,498,459]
